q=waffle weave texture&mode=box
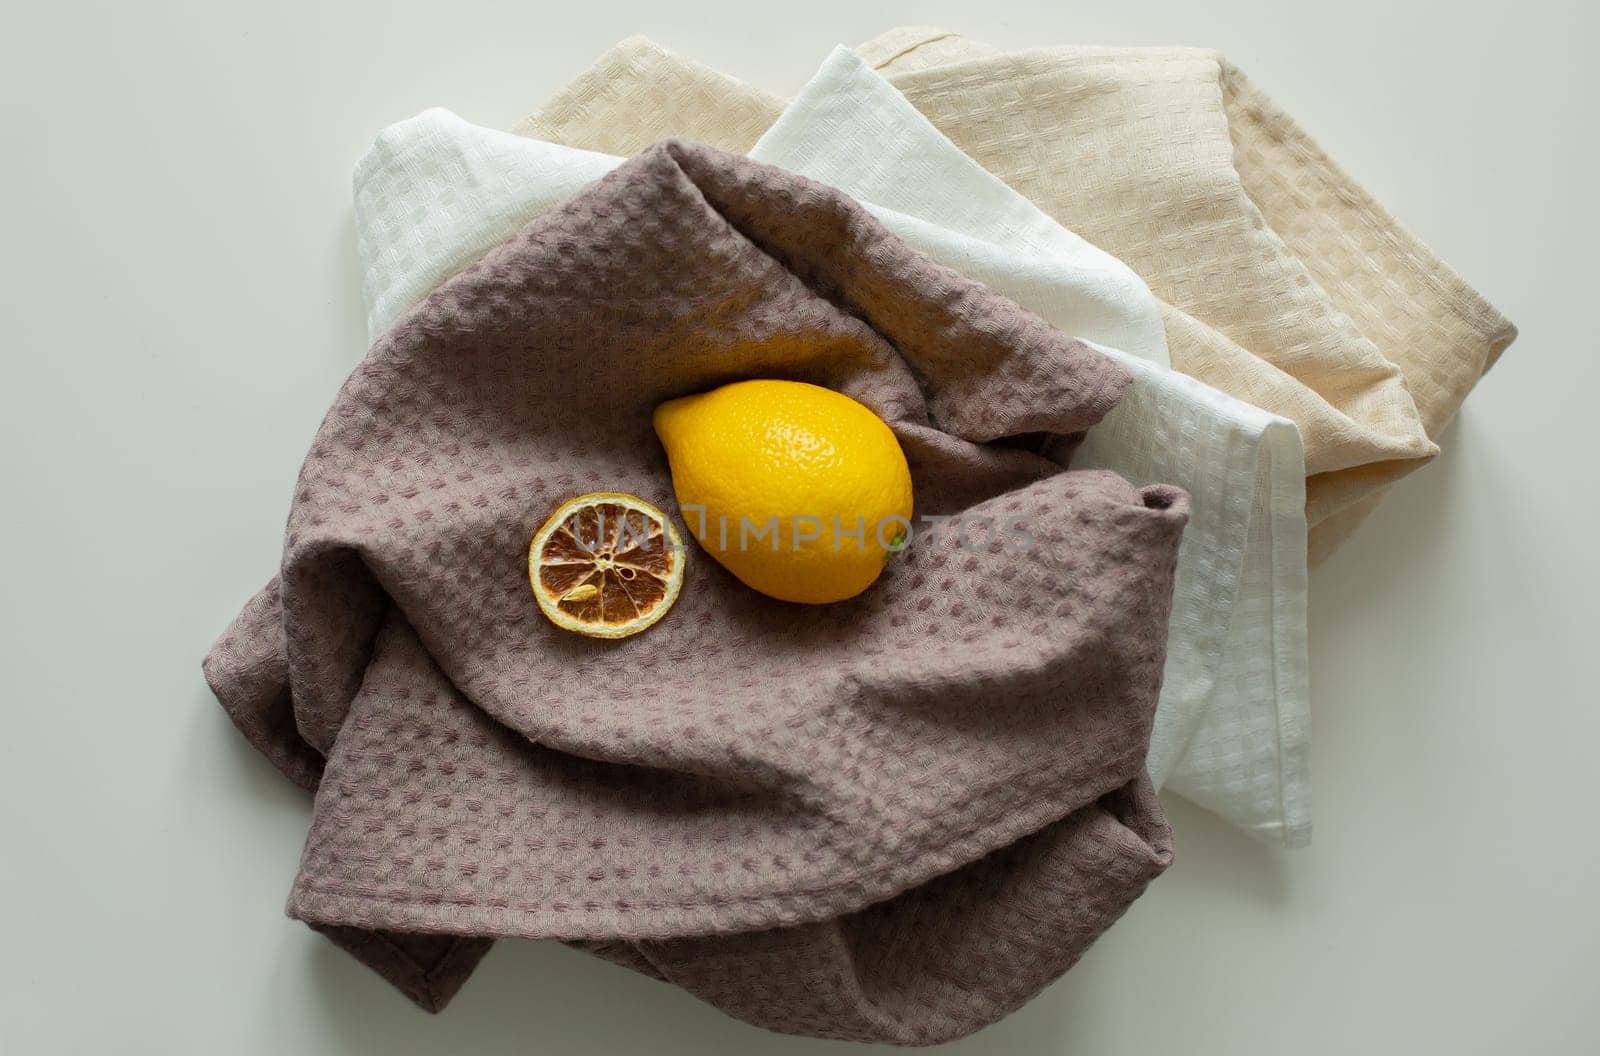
[516,28,1516,561]
[355,45,1310,846]
[206,141,1189,1043]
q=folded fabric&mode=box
[516,29,1516,561]
[357,51,1310,844]
[360,80,1166,367]
[206,140,1192,1041]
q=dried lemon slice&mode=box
[528,492,685,639]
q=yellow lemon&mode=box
[653,380,914,604]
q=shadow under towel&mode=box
[204,141,1189,1044]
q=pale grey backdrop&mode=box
[2,1,1595,1053]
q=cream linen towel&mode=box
[517,30,1515,561]
[356,50,1311,844]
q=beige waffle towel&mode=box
[517,29,1515,560]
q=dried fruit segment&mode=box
[528,493,685,638]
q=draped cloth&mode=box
[517,28,1516,561]
[357,48,1311,845]
[206,139,1189,1042]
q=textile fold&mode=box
[208,139,1188,1043]
[516,29,1515,558]
[359,51,1313,847]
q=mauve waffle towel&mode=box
[205,141,1189,1044]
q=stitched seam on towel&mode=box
[882,48,1219,96]
[1263,431,1292,839]
[336,927,477,989]
[867,31,961,71]
[1264,421,1311,843]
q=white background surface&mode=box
[2,2,1596,1053]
